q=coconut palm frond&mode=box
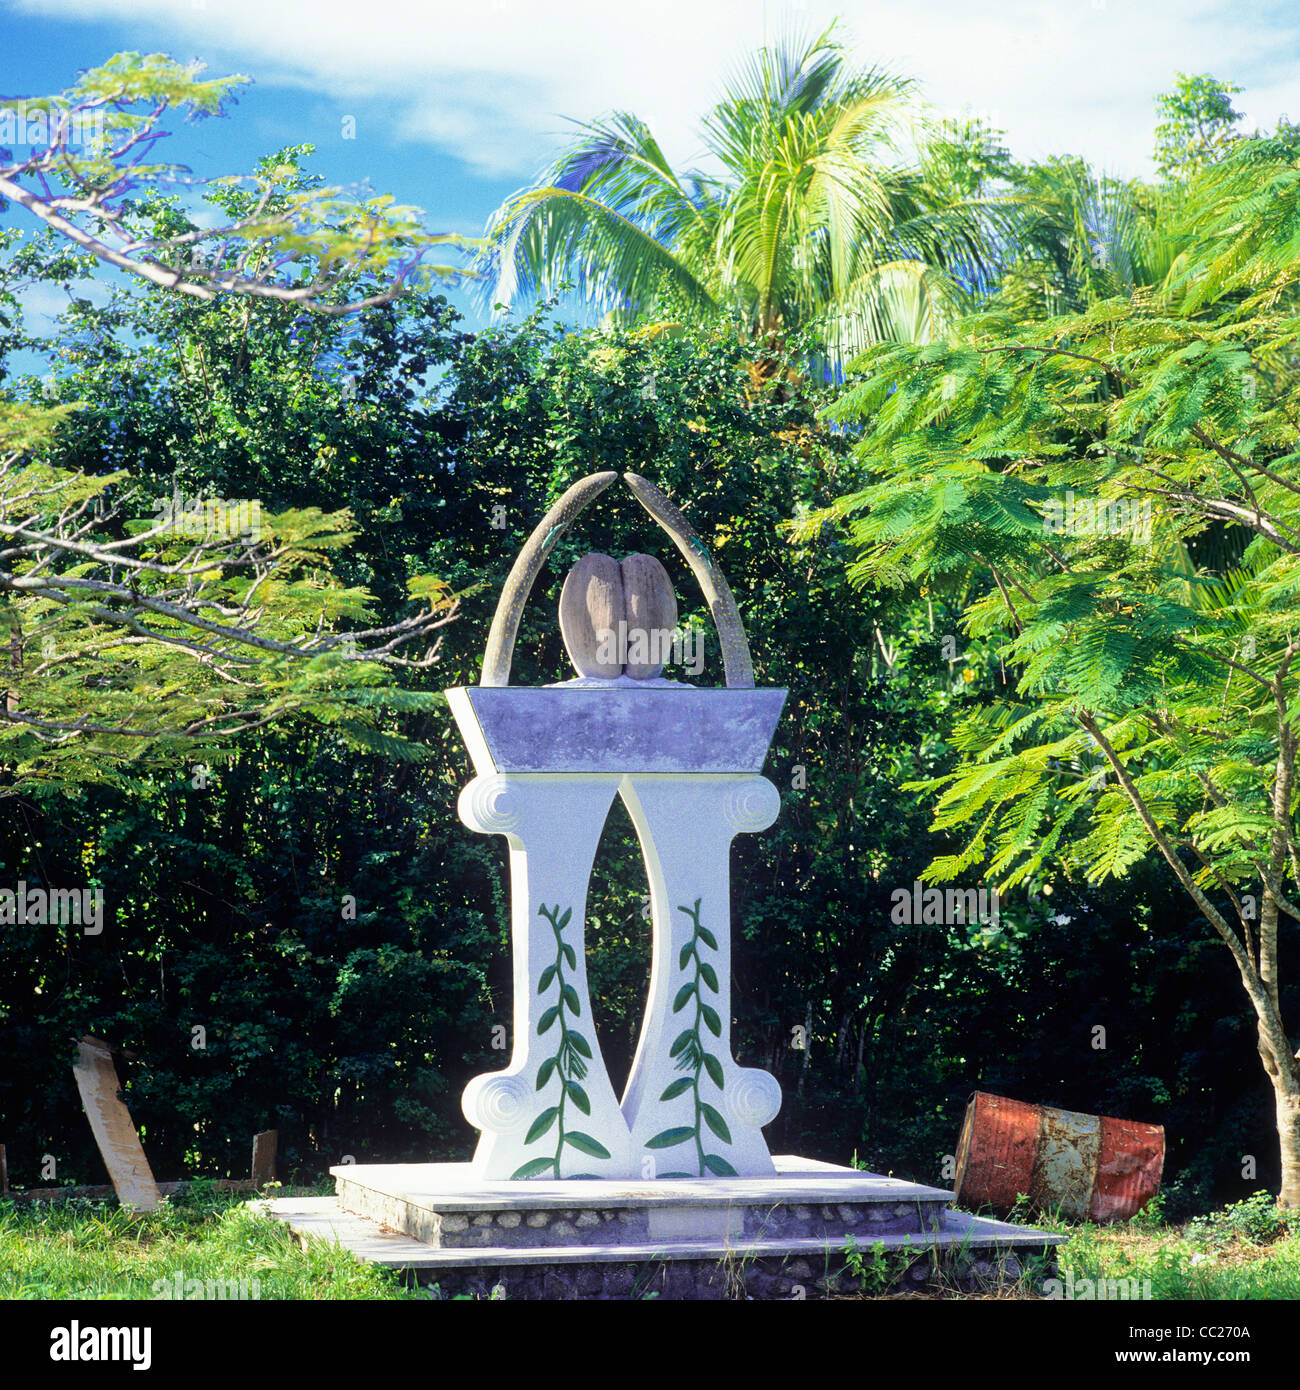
[480,187,715,318]
[478,22,1010,359]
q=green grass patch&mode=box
[0,1184,414,1300]
[7,1182,1297,1300]
[1029,1191,1300,1301]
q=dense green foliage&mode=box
[0,60,469,790]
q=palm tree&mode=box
[478,26,1014,369]
[991,155,1190,321]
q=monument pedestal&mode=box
[257,1156,1062,1299]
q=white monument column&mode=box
[458,773,635,1180]
[447,469,788,1184]
[619,773,783,1177]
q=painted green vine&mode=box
[511,903,611,1179]
[647,898,737,1178]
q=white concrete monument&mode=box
[447,472,785,1180]
[261,470,1064,1297]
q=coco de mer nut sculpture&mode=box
[446,472,786,1181]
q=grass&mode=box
[828,1191,1300,1300]
[1018,1190,1300,1301]
[4,1180,1298,1300]
[0,1181,415,1300]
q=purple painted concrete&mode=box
[447,686,788,774]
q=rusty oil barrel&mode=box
[953,1091,1164,1222]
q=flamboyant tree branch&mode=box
[0,55,474,314]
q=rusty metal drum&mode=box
[953,1091,1164,1222]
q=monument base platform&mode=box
[255,1156,1063,1299]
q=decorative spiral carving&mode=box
[723,777,781,834]
[726,1068,782,1129]
[463,1073,530,1133]
[459,775,522,834]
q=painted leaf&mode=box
[563,944,578,970]
[558,907,573,928]
[565,1080,591,1115]
[511,1157,556,1180]
[538,964,557,994]
[702,1053,725,1090]
[669,1029,694,1058]
[700,1102,732,1144]
[564,1131,611,1159]
[672,982,696,1013]
[701,1005,722,1037]
[536,1057,558,1090]
[697,925,718,950]
[562,983,581,1016]
[537,1005,560,1035]
[659,1077,693,1101]
[703,1153,738,1177]
[678,942,694,970]
[646,1126,696,1150]
[699,962,719,993]
[525,1106,560,1144]
[569,1031,593,1059]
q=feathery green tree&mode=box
[1154,73,1245,182]
[814,137,1300,1206]
[0,52,465,311]
[0,57,471,791]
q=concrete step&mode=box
[256,1195,1062,1272]
[255,1194,1062,1298]
[331,1157,956,1248]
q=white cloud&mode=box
[11,0,1300,179]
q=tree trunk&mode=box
[796,1002,812,1097]
[1079,711,1300,1211]
[1274,1079,1300,1209]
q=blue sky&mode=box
[3,0,1300,342]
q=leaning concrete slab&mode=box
[71,1036,160,1212]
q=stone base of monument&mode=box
[256,1156,1062,1299]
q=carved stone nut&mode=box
[559,551,678,679]
[559,553,625,678]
